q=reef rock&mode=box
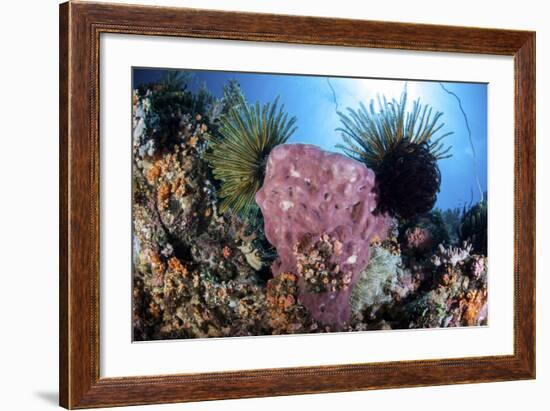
[404,241,488,328]
[256,144,390,326]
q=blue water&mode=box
[134,68,487,211]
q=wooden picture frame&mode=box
[59,1,535,408]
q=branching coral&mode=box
[207,79,247,129]
[337,90,452,220]
[206,96,297,216]
[431,242,473,268]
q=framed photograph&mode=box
[59,1,535,408]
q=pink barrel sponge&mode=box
[255,144,390,326]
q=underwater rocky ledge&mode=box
[131,77,488,341]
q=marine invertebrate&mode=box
[469,255,486,279]
[294,234,353,294]
[337,90,452,169]
[399,211,451,254]
[431,242,473,268]
[207,80,247,128]
[237,243,263,271]
[405,226,434,252]
[266,272,318,334]
[404,240,488,328]
[142,140,213,244]
[206,96,297,216]
[337,90,452,219]
[405,278,488,328]
[349,245,402,316]
[132,86,278,339]
[459,289,488,326]
[375,140,442,219]
[459,199,487,254]
[256,144,391,326]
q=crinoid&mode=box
[206,96,297,216]
[375,140,442,219]
[337,89,453,220]
[459,199,487,255]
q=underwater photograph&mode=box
[131,67,488,341]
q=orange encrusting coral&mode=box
[266,272,318,335]
[460,289,488,326]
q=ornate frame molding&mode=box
[59,1,535,408]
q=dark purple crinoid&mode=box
[375,141,441,220]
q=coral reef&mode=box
[255,144,390,327]
[265,272,318,334]
[132,78,274,339]
[405,242,488,328]
[133,73,215,154]
[131,72,488,341]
